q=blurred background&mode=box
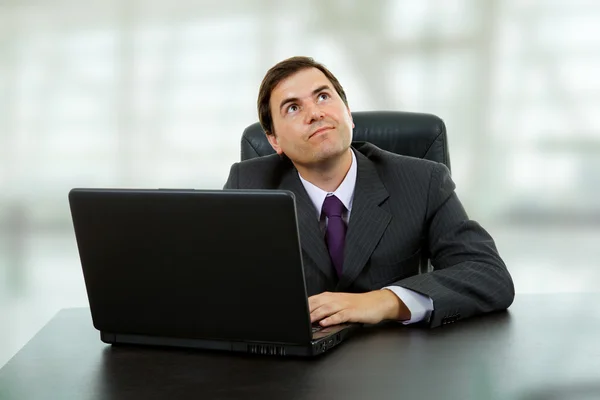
[1,0,599,370]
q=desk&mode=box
[1,293,599,400]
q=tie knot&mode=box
[321,195,345,218]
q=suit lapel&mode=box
[336,150,391,291]
[278,169,337,283]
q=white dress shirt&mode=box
[298,149,434,324]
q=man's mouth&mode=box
[309,126,333,138]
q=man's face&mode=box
[267,67,354,167]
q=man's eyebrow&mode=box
[278,85,332,111]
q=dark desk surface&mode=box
[1,293,600,400]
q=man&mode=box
[224,56,514,328]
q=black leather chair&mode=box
[240,111,451,172]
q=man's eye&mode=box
[318,93,330,101]
[287,104,298,113]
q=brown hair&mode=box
[257,56,349,136]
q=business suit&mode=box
[224,142,515,328]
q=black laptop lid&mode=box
[69,189,313,345]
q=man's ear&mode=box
[266,132,283,155]
[347,107,355,129]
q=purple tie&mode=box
[321,195,347,277]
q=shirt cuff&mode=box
[382,286,434,325]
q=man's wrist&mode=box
[380,288,411,321]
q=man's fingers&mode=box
[310,302,341,323]
[307,296,319,312]
[321,310,350,326]
[308,292,331,312]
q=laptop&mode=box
[68,188,359,357]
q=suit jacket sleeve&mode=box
[223,163,239,189]
[396,162,515,328]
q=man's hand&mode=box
[308,289,411,327]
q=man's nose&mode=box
[305,102,325,124]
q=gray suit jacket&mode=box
[224,142,514,328]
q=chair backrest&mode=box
[240,111,451,171]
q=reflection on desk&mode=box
[0,293,599,400]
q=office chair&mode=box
[240,110,451,273]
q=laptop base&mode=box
[101,324,358,357]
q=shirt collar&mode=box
[298,149,357,219]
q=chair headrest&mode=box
[241,111,450,170]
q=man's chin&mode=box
[287,142,351,167]
[311,145,350,163]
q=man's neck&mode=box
[295,149,353,193]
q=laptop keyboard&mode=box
[311,324,323,333]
